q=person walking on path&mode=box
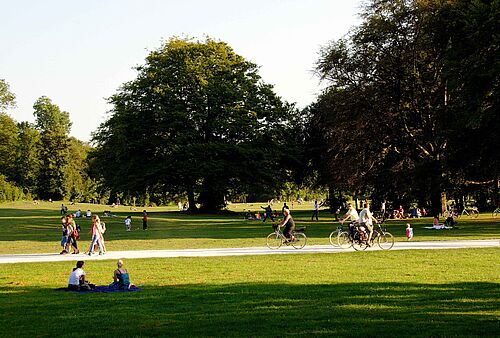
[311,200,319,221]
[142,210,148,230]
[88,215,104,256]
[261,205,274,222]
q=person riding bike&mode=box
[339,203,359,224]
[358,201,378,246]
[279,207,295,242]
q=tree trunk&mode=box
[429,160,445,217]
[187,190,197,212]
[198,179,225,213]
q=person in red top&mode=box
[142,210,148,230]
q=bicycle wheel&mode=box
[266,233,282,249]
[377,232,394,250]
[471,210,479,218]
[337,231,352,249]
[352,238,367,251]
[292,233,307,249]
[329,230,340,247]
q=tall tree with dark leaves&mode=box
[311,0,499,214]
[91,38,297,212]
[33,96,72,200]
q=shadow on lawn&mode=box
[1,207,499,244]
[0,282,498,337]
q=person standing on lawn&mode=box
[261,205,274,222]
[142,210,148,230]
[311,200,319,221]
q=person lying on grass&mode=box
[67,261,94,291]
[109,259,135,290]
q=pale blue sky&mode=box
[0,0,362,141]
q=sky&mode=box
[0,0,363,142]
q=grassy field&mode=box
[0,202,499,337]
[0,248,499,337]
[0,201,499,254]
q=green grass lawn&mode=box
[0,248,498,337]
[0,201,499,254]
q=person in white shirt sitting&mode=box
[68,261,89,291]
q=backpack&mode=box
[72,222,80,240]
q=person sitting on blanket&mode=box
[68,261,94,291]
[433,216,444,229]
[109,259,134,290]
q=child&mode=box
[124,216,132,231]
[406,223,413,241]
[142,210,148,230]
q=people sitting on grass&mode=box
[433,216,444,229]
[68,261,94,291]
[86,209,92,218]
[109,259,135,290]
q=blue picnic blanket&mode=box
[57,285,142,293]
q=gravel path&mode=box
[0,239,498,264]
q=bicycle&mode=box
[329,221,346,247]
[266,223,307,249]
[337,221,394,251]
[459,206,479,218]
[492,207,500,218]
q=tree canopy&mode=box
[91,37,299,211]
[309,0,500,213]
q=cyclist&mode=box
[359,201,378,246]
[339,203,359,223]
[279,207,295,242]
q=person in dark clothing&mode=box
[311,200,319,221]
[261,205,274,222]
[142,210,148,230]
[280,207,295,241]
[282,202,289,215]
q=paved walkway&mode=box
[0,239,498,264]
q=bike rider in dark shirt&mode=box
[279,207,295,242]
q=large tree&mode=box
[33,96,72,200]
[14,122,41,194]
[0,80,18,182]
[91,38,297,212]
[311,0,499,214]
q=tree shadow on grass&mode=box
[0,282,498,337]
[1,207,499,244]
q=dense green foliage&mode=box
[309,0,500,214]
[0,85,97,202]
[91,38,301,211]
